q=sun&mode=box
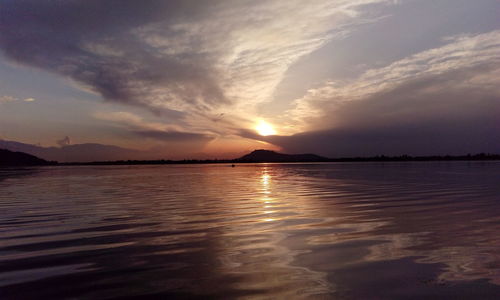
[255,120,276,136]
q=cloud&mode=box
[0,0,392,124]
[285,30,500,130]
[93,111,214,145]
[0,95,36,104]
[94,111,182,133]
[56,136,71,147]
[0,96,16,103]
[259,31,500,156]
[133,130,213,143]
[265,113,500,157]
[0,1,225,116]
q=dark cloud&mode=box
[133,130,214,143]
[327,64,500,129]
[260,64,500,156]
[0,0,227,115]
[267,119,499,157]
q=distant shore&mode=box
[2,147,500,167]
[60,153,500,166]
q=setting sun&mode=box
[255,120,277,136]
[1,1,499,299]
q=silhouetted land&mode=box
[2,148,500,166]
[0,149,56,166]
[61,150,500,165]
[238,149,328,162]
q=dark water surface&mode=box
[1,162,500,299]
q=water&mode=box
[1,162,500,299]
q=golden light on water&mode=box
[255,120,277,136]
[261,173,271,187]
[260,168,276,221]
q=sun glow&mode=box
[255,120,276,136]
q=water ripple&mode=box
[1,162,500,298]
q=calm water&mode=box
[1,162,500,299]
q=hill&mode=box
[0,139,144,162]
[237,149,328,162]
[0,149,54,166]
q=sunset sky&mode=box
[0,0,499,159]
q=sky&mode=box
[0,0,499,159]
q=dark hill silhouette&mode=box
[0,149,54,166]
[237,149,328,162]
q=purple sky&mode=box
[0,0,499,160]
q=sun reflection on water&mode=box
[214,165,333,298]
[260,168,275,218]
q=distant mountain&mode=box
[0,139,144,162]
[0,149,53,166]
[237,149,328,162]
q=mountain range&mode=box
[0,139,143,162]
[2,139,499,165]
